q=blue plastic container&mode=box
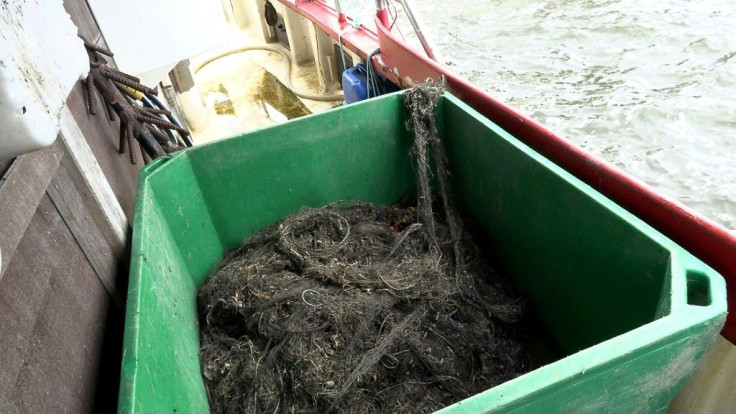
[342,64,399,104]
[342,65,368,103]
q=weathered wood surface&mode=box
[65,79,143,220]
[0,195,122,413]
[0,142,64,281]
[0,1,142,412]
[58,105,129,254]
[64,0,143,221]
[47,158,126,310]
[63,0,112,54]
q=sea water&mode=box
[347,0,736,230]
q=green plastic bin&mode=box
[120,92,726,413]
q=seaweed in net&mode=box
[198,81,528,413]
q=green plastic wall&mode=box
[120,93,726,413]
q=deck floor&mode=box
[190,29,341,144]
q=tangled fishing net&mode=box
[198,82,528,413]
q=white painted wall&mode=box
[0,1,89,161]
[87,0,229,87]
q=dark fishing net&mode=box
[198,82,529,413]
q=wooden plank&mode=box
[63,0,103,45]
[63,0,117,66]
[47,160,125,310]
[0,141,63,281]
[58,105,128,254]
[0,195,118,413]
[65,0,141,220]
[65,80,142,219]
[0,196,63,409]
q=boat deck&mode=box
[191,29,340,144]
